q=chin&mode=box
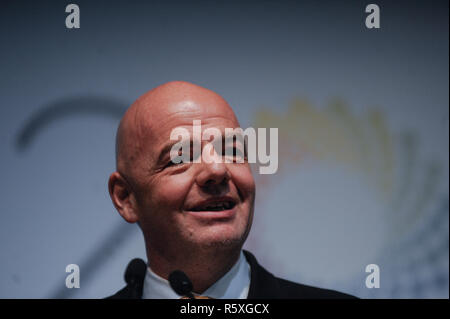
[193,227,247,250]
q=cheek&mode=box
[150,174,193,209]
[229,164,255,199]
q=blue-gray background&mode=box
[0,0,448,298]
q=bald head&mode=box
[115,81,239,177]
[109,81,255,287]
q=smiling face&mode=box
[111,81,255,261]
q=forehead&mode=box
[139,98,240,150]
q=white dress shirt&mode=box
[142,250,251,299]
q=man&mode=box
[107,81,354,299]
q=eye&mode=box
[234,146,245,158]
[165,148,194,169]
[165,158,186,168]
[224,145,246,163]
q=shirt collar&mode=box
[142,250,251,299]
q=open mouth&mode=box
[189,198,237,212]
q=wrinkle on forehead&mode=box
[115,81,239,176]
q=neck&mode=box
[146,243,242,294]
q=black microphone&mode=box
[124,258,147,299]
[169,270,195,299]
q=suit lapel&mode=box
[243,250,281,299]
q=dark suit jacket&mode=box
[108,250,355,299]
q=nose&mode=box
[196,160,230,188]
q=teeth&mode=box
[195,201,232,211]
[207,204,225,210]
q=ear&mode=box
[108,172,139,223]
